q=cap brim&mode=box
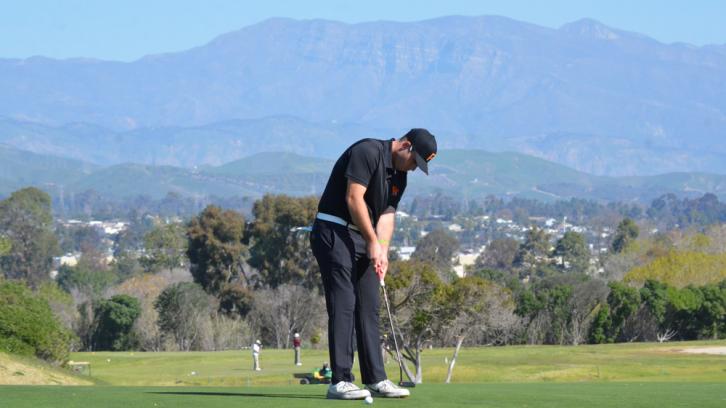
[414,152,429,175]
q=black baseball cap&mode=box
[404,128,437,175]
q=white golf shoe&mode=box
[326,381,372,400]
[365,379,411,398]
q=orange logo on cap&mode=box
[426,152,436,162]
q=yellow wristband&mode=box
[377,239,389,246]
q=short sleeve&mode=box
[345,142,378,187]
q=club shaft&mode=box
[382,284,404,383]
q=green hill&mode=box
[68,163,261,199]
[0,145,97,195]
[3,146,726,202]
[407,150,726,202]
[209,152,333,176]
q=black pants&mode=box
[310,219,386,384]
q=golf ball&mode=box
[364,396,373,404]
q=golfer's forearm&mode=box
[376,212,395,251]
[346,182,377,243]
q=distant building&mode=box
[58,253,80,267]
[395,246,417,261]
[453,251,479,278]
[448,224,463,232]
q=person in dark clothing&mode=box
[310,128,437,400]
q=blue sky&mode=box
[1,0,724,61]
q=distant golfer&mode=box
[252,339,262,371]
[293,332,302,366]
[310,128,437,399]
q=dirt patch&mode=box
[677,346,726,356]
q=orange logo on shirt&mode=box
[392,185,400,196]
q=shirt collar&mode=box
[384,138,394,170]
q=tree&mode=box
[0,281,75,363]
[604,282,641,342]
[567,280,609,345]
[513,226,551,274]
[611,218,639,253]
[248,284,325,348]
[697,282,726,339]
[35,281,79,337]
[91,294,141,351]
[247,195,319,289]
[56,224,104,254]
[0,236,12,256]
[476,238,519,271]
[543,284,573,345]
[109,272,189,351]
[155,282,215,351]
[625,251,726,288]
[114,213,156,256]
[442,277,519,383]
[515,276,580,345]
[411,229,459,280]
[589,304,611,344]
[141,222,188,273]
[56,254,118,299]
[384,260,447,383]
[218,282,254,318]
[553,231,590,273]
[187,206,248,294]
[0,188,59,287]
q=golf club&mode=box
[380,279,416,388]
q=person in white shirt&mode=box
[252,339,262,371]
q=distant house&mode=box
[395,246,417,261]
[59,253,80,267]
[448,223,463,232]
[453,251,480,278]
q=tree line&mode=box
[1,187,724,385]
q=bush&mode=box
[0,281,74,364]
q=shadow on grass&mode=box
[148,391,325,400]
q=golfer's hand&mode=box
[378,248,389,282]
[367,240,384,277]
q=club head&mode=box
[398,381,416,388]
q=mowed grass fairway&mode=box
[1,341,725,407]
[2,383,725,408]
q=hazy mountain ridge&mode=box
[0,116,385,166]
[1,16,725,175]
[2,145,725,203]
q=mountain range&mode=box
[1,16,725,176]
[2,145,725,204]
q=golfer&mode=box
[252,339,262,371]
[293,332,302,366]
[310,128,437,399]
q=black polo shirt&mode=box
[317,138,407,228]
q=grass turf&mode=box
[67,340,726,386]
[2,341,725,407]
[1,383,725,407]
